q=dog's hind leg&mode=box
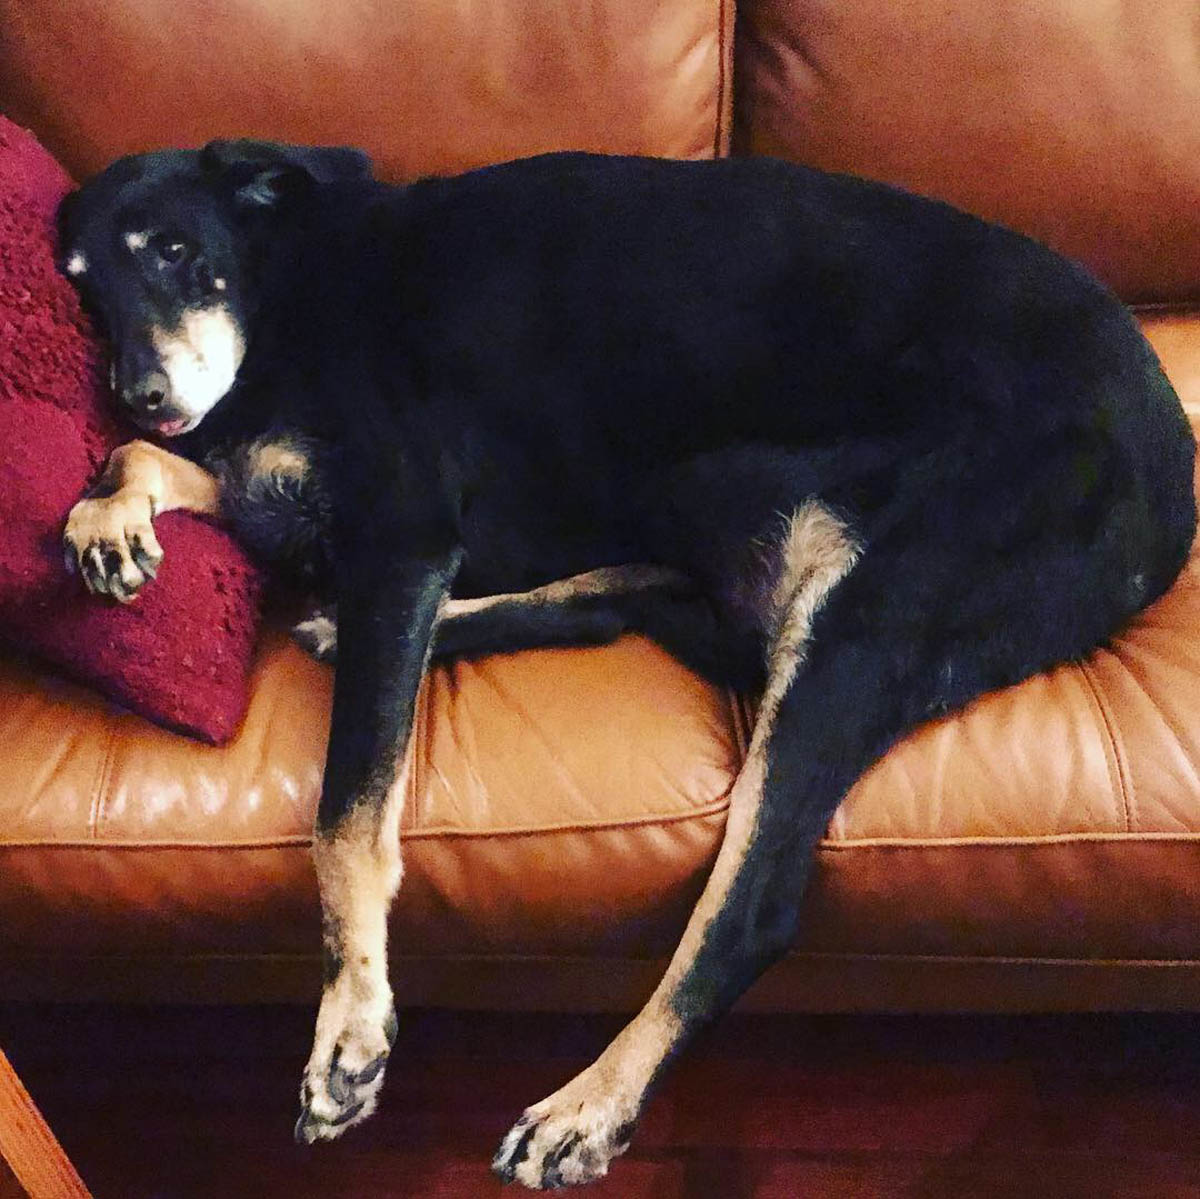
[491,473,1122,1188]
[290,565,697,665]
[437,564,697,657]
[493,499,867,1188]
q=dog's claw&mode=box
[294,1098,368,1145]
[492,1066,641,1189]
[130,535,160,579]
[294,1062,380,1144]
[295,1107,321,1145]
[329,1050,387,1105]
[297,986,396,1146]
[63,494,162,601]
[492,1119,538,1185]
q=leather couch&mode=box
[1,0,1198,1014]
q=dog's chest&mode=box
[207,434,334,589]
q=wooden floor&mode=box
[1,1005,1199,1198]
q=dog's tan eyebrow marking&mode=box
[124,231,149,251]
[65,251,88,276]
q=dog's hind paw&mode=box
[291,607,337,663]
[492,1067,640,1189]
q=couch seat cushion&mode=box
[0,630,747,960]
[0,313,1197,1007]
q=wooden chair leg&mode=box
[0,1047,89,1199]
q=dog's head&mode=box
[58,139,372,437]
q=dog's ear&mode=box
[200,139,373,208]
[55,188,79,244]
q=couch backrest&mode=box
[1,0,1196,304]
[736,0,1200,304]
[0,0,733,179]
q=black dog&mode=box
[58,141,1194,1188]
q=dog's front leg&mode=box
[63,439,220,601]
[295,536,462,1144]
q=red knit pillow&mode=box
[0,117,264,742]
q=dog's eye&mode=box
[155,238,189,265]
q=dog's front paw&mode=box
[63,493,162,602]
[492,1065,640,1189]
[295,973,397,1145]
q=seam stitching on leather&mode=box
[0,796,734,851]
[1078,658,1136,833]
[8,827,1200,853]
[1109,642,1200,811]
[4,951,1200,970]
[816,831,1200,849]
[782,951,1200,969]
[725,687,753,762]
[1133,302,1200,317]
[86,725,118,840]
[407,676,429,832]
[713,0,731,157]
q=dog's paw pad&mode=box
[63,495,161,602]
[296,1052,387,1143]
[492,1094,637,1189]
[296,1001,396,1145]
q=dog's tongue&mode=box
[155,418,189,437]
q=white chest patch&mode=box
[150,306,246,423]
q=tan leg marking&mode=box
[441,564,692,619]
[494,501,860,1189]
[63,440,220,601]
[297,756,410,1143]
[290,566,693,664]
[243,435,311,488]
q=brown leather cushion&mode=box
[0,631,744,961]
[0,316,1198,1008]
[735,0,1200,304]
[0,0,734,181]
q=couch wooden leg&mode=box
[0,1047,89,1198]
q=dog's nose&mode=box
[117,340,171,413]
[125,371,172,414]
